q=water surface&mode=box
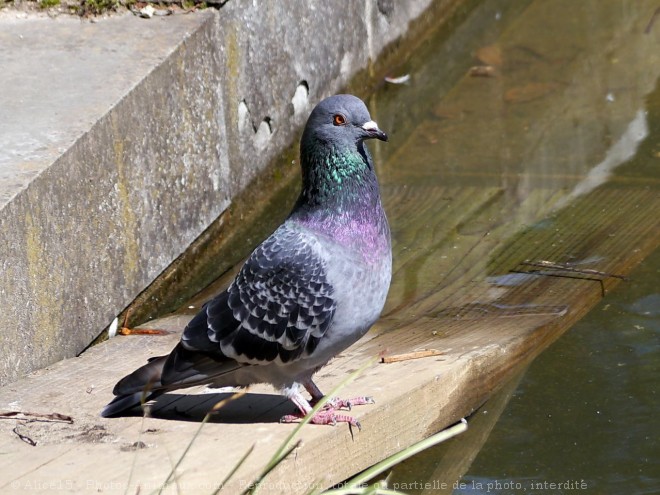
[371,0,659,493]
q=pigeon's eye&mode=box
[333,114,347,126]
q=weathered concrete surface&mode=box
[0,11,228,386]
[0,0,442,385]
[215,0,438,193]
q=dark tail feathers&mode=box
[100,355,167,417]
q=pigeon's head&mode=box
[301,94,388,150]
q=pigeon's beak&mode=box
[361,120,388,142]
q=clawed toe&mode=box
[280,410,361,429]
[318,395,376,411]
[285,384,374,429]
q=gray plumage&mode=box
[102,94,391,423]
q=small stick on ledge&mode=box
[381,349,444,364]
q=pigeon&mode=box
[102,94,392,427]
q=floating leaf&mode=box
[476,44,503,66]
[504,82,561,103]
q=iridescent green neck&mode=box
[290,141,390,260]
[296,142,379,212]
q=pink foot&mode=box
[319,396,375,411]
[283,380,376,430]
[280,410,362,429]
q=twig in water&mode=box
[645,7,660,33]
[521,260,628,280]
[517,260,629,297]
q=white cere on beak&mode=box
[362,120,379,131]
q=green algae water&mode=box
[386,247,659,495]
[369,0,660,493]
[454,248,659,494]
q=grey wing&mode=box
[182,225,337,366]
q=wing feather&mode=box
[178,224,336,367]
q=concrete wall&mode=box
[0,0,436,385]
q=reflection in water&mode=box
[455,247,660,495]
[486,254,614,289]
[371,0,660,331]
[374,0,660,493]
[552,109,649,210]
[135,0,659,490]
[437,302,568,320]
[485,272,539,287]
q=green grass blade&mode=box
[241,357,378,495]
[211,443,255,495]
[242,439,302,495]
[318,487,405,495]
[156,412,211,494]
[123,413,146,495]
[155,392,246,495]
[268,357,377,468]
[342,418,468,489]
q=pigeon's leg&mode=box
[302,379,324,403]
[302,379,375,411]
[280,384,362,428]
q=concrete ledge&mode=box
[0,11,227,385]
[0,0,440,385]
